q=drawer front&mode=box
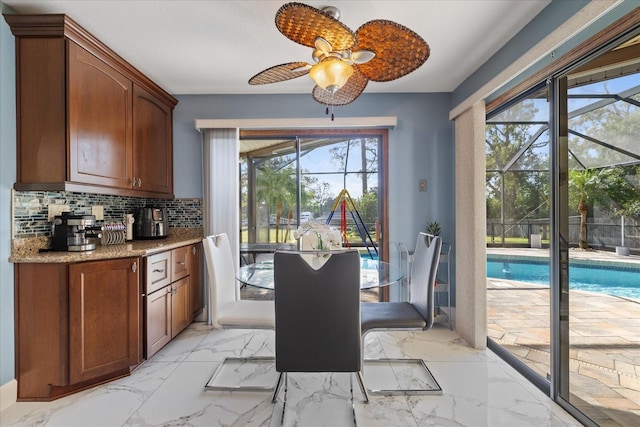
[147,251,171,294]
[171,246,190,282]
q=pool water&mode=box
[487,259,640,300]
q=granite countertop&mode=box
[10,228,203,264]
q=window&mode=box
[240,129,389,262]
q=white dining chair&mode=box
[202,233,276,392]
[203,233,275,329]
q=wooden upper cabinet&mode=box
[5,14,177,198]
[133,85,174,195]
[68,42,134,189]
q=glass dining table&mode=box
[236,256,404,290]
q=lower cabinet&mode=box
[146,284,172,357]
[69,259,141,383]
[171,276,191,338]
[12,242,203,400]
[15,257,142,401]
[145,243,203,358]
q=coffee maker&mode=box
[52,212,102,251]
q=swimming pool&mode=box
[487,257,640,300]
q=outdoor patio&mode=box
[487,248,640,426]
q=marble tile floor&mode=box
[0,323,581,427]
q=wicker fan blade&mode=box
[312,67,368,106]
[355,20,430,82]
[276,2,356,51]
[248,62,310,85]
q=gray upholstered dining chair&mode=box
[271,249,369,405]
[360,232,443,395]
[202,233,276,392]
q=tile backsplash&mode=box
[13,191,202,238]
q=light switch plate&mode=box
[48,204,70,221]
[418,179,427,192]
[92,205,104,220]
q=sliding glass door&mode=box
[240,129,388,264]
[487,28,640,426]
[555,42,640,426]
[485,84,552,387]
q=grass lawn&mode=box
[487,236,550,245]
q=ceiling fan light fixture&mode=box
[309,57,353,93]
[251,2,430,112]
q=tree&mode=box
[569,169,603,249]
[255,157,297,243]
[486,97,550,242]
[329,137,378,195]
[569,166,640,249]
[567,80,639,248]
[355,189,378,227]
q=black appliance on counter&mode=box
[134,206,169,239]
[52,212,102,252]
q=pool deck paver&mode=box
[487,248,640,426]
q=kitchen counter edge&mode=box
[10,231,204,264]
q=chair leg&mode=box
[356,371,369,403]
[363,358,443,395]
[271,372,284,403]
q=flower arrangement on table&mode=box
[293,220,342,251]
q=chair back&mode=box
[202,233,238,327]
[273,250,361,373]
[409,233,442,329]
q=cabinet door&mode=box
[171,277,190,338]
[69,258,140,384]
[171,246,190,282]
[189,243,204,320]
[68,42,133,189]
[146,286,172,358]
[15,263,69,399]
[133,84,173,196]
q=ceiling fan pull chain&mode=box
[330,95,335,121]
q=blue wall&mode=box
[1,3,16,387]
[172,92,455,249]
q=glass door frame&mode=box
[486,10,640,426]
[240,127,390,264]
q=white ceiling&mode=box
[3,0,551,96]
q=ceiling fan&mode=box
[248,2,430,119]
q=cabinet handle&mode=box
[131,177,137,187]
[192,247,196,255]
[132,262,137,273]
[153,268,165,273]
[177,261,186,266]
[137,177,142,187]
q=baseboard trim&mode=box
[0,379,17,411]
